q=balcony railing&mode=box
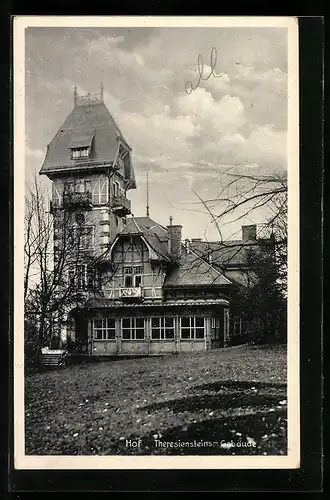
[50,192,93,212]
[111,195,131,215]
[119,286,143,299]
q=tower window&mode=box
[92,178,108,205]
[69,225,95,253]
[68,264,100,291]
[69,131,94,159]
[112,180,121,198]
[71,147,90,159]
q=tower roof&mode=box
[39,90,136,189]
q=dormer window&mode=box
[69,131,95,160]
[123,266,142,288]
[72,147,90,159]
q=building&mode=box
[40,87,268,356]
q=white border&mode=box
[14,16,300,470]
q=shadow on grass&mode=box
[189,380,287,392]
[142,379,287,414]
[144,393,282,413]
[135,409,288,456]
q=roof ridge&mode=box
[103,103,127,143]
[189,248,232,284]
[132,217,141,232]
[141,235,171,262]
[119,217,142,234]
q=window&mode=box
[123,266,142,287]
[72,147,90,159]
[121,145,128,157]
[77,264,87,290]
[85,180,92,193]
[180,317,205,339]
[68,264,88,289]
[64,181,75,194]
[68,264,99,291]
[91,178,108,205]
[68,268,76,285]
[117,157,124,170]
[234,316,242,336]
[71,226,94,253]
[112,179,126,199]
[151,317,175,340]
[115,181,120,197]
[93,318,116,340]
[52,184,61,204]
[122,318,145,340]
[75,179,85,193]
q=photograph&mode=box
[14,16,299,469]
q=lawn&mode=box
[25,344,287,456]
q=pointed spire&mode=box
[73,85,78,106]
[100,82,104,102]
[146,172,150,217]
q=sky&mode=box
[25,26,288,241]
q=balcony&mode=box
[119,286,143,299]
[50,192,93,213]
[111,195,131,216]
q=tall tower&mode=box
[40,85,136,262]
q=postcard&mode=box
[14,15,299,470]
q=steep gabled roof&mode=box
[164,250,231,287]
[190,239,271,269]
[114,216,171,262]
[39,99,136,189]
[119,217,142,235]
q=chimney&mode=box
[167,217,182,259]
[242,224,257,241]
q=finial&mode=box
[74,85,78,106]
[100,82,104,101]
[169,216,173,226]
[146,172,150,217]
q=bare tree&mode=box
[24,178,117,347]
[186,167,288,344]
[190,168,287,276]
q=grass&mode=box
[25,344,287,456]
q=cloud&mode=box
[176,89,246,141]
[235,65,287,87]
[216,125,287,168]
[85,34,125,52]
[107,97,198,171]
[25,26,288,239]
[25,145,45,160]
